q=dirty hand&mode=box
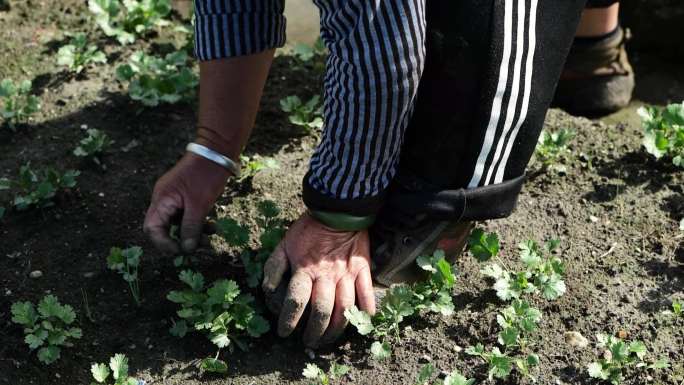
[262,212,376,348]
[143,153,231,254]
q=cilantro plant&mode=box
[639,102,684,168]
[415,363,475,385]
[0,78,40,130]
[239,155,280,181]
[469,229,566,301]
[116,51,198,107]
[217,200,285,288]
[534,128,575,174]
[587,334,669,384]
[57,32,107,74]
[74,128,114,167]
[107,246,142,306]
[11,295,82,364]
[88,0,171,45]
[90,353,140,385]
[292,38,327,62]
[0,163,79,210]
[672,301,682,317]
[345,250,456,360]
[280,95,324,133]
[302,362,350,385]
[166,270,270,372]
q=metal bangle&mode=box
[185,142,241,177]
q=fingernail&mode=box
[182,238,197,252]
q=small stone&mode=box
[564,331,589,348]
[129,344,136,350]
[452,345,463,353]
[589,215,599,223]
[55,373,61,378]
[304,348,315,360]
[419,355,431,363]
[98,192,105,197]
[83,272,95,278]
[617,330,628,339]
[29,270,43,279]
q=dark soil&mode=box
[1,1,683,385]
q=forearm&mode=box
[195,50,275,160]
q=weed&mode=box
[0,163,79,210]
[280,95,324,133]
[302,362,349,385]
[88,0,171,45]
[216,200,285,288]
[534,128,576,174]
[673,301,682,317]
[0,78,40,130]
[167,270,270,372]
[116,51,198,107]
[469,229,566,301]
[587,333,669,384]
[345,250,456,360]
[107,246,142,306]
[74,128,114,167]
[415,363,475,385]
[11,295,82,364]
[639,102,684,168]
[57,32,107,74]
[90,353,141,385]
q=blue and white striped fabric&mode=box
[194,0,426,204]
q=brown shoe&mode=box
[370,219,473,288]
[554,27,634,115]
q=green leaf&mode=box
[498,327,519,347]
[91,363,110,383]
[519,240,543,268]
[206,279,240,305]
[179,270,204,291]
[210,332,231,348]
[488,348,513,379]
[344,306,374,335]
[246,315,270,337]
[527,353,540,367]
[468,228,499,261]
[109,353,129,380]
[216,218,250,248]
[416,363,436,384]
[628,340,647,360]
[370,341,391,360]
[302,363,324,379]
[25,330,48,349]
[169,319,188,337]
[11,301,38,326]
[443,371,475,385]
[329,362,350,379]
[587,362,609,379]
[37,295,62,318]
[649,358,670,369]
[37,345,61,364]
[200,357,228,374]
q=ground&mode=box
[0,1,683,385]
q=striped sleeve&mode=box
[194,0,287,61]
[303,0,427,216]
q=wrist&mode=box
[184,152,233,179]
[195,125,242,160]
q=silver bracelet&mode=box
[186,142,241,177]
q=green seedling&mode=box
[74,128,114,167]
[302,362,350,385]
[217,200,285,288]
[167,270,269,372]
[535,128,576,174]
[57,32,107,74]
[280,95,324,133]
[88,0,171,45]
[673,301,682,317]
[345,250,456,360]
[639,102,684,168]
[116,51,198,107]
[239,155,280,181]
[107,246,142,306]
[469,229,566,301]
[90,353,141,385]
[11,295,82,364]
[0,163,79,210]
[292,38,327,62]
[0,78,40,130]
[465,344,539,381]
[587,334,669,384]
[415,363,475,385]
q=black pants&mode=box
[385,0,592,222]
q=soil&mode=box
[1,1,683,385]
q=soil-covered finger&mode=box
[262,242,289,292]
[302,279,336,348]
[320,277,355,345]
[277,271,313,338]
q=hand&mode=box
[262,213,376,348]
[143,153,231,254]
